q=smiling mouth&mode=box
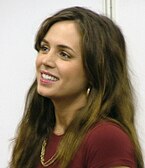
[41,73,59,81]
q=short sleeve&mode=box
[84,121,137,168]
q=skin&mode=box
[36,21,88,135]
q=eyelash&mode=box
[39,44,71,60]
[59,51,71,60]
[39,44,49,53]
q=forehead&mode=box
[46,20,81,39]
[43,21,82,53]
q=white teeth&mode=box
[42,73,57,81]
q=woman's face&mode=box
[36,21,88,100]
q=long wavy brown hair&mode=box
[10,6,144,168]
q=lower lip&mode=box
[40,77,57,85]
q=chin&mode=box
[37,86,47,97]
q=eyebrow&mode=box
[42,39,77,54]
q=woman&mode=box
[10,6,144,168]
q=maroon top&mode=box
[37,121,137,168]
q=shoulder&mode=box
[83,121,136,167]
[85,121,132,145]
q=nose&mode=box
[41,51,56,68]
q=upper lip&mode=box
[40,70,59,79]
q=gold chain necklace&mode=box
[40,139,58,167]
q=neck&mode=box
[52,93,87,135]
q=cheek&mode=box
[35,56,41,70]
[63,63,87,84]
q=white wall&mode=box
[115,0,145,160]
[0,0,144,167]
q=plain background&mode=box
[0,0,145,167]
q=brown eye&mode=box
[39,44,49,53]
[59,51,71,60]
